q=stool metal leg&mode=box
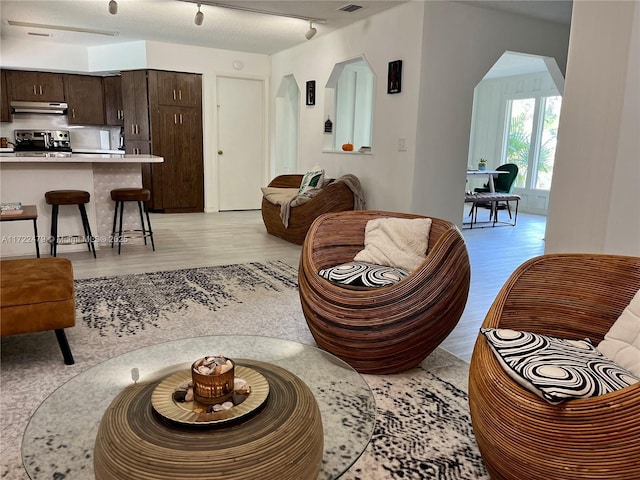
[50,204,59,256]
[137,201,147,246]
[32,218,40,258]
[78,204,96,258]
[144,202,155,251]
[111,201,119,248]
[117,200,125,254]
[78,204,91,253]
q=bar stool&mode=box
[110,188,155,254]
[45,190,96,258]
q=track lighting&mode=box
[177,1,327,37]
[194,4,204,25]
[108,0,118,15]
[305,20,317,40]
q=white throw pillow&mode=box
[261,187,299,205]
[597,289,640,377]
[353,217,432,272]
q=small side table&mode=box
[0,205,40,258]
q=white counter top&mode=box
[0,153,163,163]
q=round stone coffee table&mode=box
[22,336,375,480]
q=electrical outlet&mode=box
[398,137,407,151]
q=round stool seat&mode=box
[45,190,91,206]
[110,188,151,202]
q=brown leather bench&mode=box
[0,257,76,364]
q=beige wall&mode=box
[546,1,640,256]
[270,1,571,219]
[270,1,426,213]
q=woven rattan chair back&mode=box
[261,174,356,245]
[469,253,640,480]
[299,210,471,374]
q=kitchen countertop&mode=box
[0,153,163,163]
[72,148,126,155]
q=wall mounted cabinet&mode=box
[103,76,124,126]
[121,70,150,141]
[156,71,199,107]
[6,70,65,102]
[64,74,105,125]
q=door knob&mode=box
[217,150,223,155]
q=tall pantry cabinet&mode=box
[121,69,204,213]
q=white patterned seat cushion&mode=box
[481,328,639,404]
[318,261,409,289]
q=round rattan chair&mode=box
[298,210,471,374]
[469,253,640,480]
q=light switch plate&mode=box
[398,137,407,151]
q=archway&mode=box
[467,51,564,215]
[274,75,300,176]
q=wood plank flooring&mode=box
[14,208,547,362]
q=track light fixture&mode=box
[305,20,317,40]
[177,1,326,38]
[194,3,204,25]
[108,0,118,15]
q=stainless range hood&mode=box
[10,101,68,115]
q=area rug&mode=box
[0,261,488,479]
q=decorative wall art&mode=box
[306,81,316,106]
[387,60,402,94]
[324,117,333,134]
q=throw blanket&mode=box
[279,174,366,227]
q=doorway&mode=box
[216,76,265,211]
[467,52,564,215]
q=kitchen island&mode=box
[0,153,163,257]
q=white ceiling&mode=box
[0,1,572,56]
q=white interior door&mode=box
[217,76,264,210]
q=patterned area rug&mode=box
[0,261,488,479]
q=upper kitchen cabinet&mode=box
[1,70,10,122]
[103,75,124,126]
[6,70,65,102]
[154,70,199,107]
[64,74,105,125]
[121,70,150,141]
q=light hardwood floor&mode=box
[18,207,547,362]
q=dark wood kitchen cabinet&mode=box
[121,70,150,141]
[156,71,199,107]
[120,69,203,212]
[103,75,124,126]
[6,70,65,102]
[64,74,105,125]
[1,70,10,122]
[150,106,204,212]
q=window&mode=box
[504,95,562,191]
[324,56,375,152]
